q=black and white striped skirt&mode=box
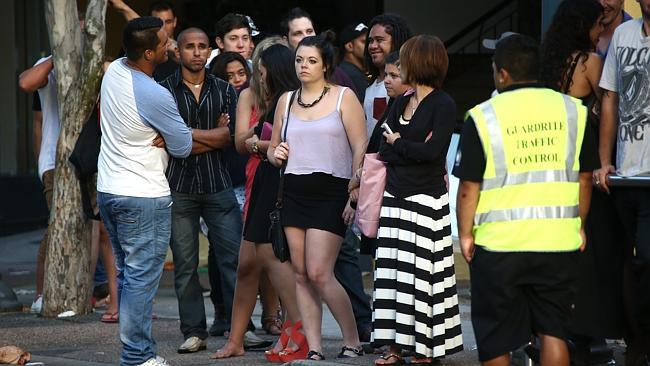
[371,190,463,358]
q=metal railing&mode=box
[444,0,518,54]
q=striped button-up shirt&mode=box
[160,69,238,194]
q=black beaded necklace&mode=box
[297,85,330,108]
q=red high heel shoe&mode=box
[265,320,291,363]
[278,321,308,362]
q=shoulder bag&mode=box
[269,91,296,262]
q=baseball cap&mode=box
[339,22,368,47]
[241,14,260,36]
[482,31,518,50]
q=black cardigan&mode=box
[378,90,456,198]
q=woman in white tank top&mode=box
[268,33,368,361]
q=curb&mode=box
[30,355,116,366]
[284,360,350,366]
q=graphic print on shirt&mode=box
[616,46,650,143]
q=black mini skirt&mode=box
[281,172,349,238]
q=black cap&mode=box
[482,32,519,50]
[339,22,368,47]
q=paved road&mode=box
[0,229,625,365]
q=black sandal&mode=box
[337,345,364,358]
[307,350,325,360]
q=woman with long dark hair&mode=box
[210,51,251,93]
[541,0,604,99]
[541,0,627,360]
[212,43,303,361]
[268,33,368,361]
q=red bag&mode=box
[355,153,387,238]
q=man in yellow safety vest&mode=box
[454,34,597,366]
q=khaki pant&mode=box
[37,170,54,265]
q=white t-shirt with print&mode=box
[363,78,388,138]
[600,18,650,177]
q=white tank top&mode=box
[282,87,353,179]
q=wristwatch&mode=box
[252,140,259,154]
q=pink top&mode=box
[243,107,259,220]
[283,88,353,179]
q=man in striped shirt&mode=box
[159,27,241,354]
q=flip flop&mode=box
[100,311,118,323]
[375,352,404,365]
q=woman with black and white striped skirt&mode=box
[371,35,463,365]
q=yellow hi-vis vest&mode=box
[467,87,587,252]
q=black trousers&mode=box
[614,187,650,349]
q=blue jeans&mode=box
[170,189,242,339]
[98,192,172,366]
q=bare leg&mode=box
[286,227,323,352]
[539,333,569,366]
[259,270,281,334]
[258,244,300,324]
[482,354,510,366]
[36,171,54,300]
[98,221,118,314]
[256,244,302,353]
[212,240,260,359]
[36,227,50,298]
[90,220,100,282]
[305,229,360,349]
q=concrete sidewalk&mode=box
[2,228,622,366]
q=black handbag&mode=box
[269,91,296,262]
[69,104,101,179]
[68,104,101,220]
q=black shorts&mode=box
[470,246,579,362]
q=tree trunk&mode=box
[41,0,106,318]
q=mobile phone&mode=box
[381,122,394,134]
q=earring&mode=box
[499,79,504,83]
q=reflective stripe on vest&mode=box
[475,205,579,224]
[478,94,580,192]
[468,88,587,252]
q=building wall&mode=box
[2,0,48,176]
[384,0,534,53]
[0,0,17,175]
[385,0,501,39]
[384,0,507,40]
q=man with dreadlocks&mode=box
[363,14,413,138]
